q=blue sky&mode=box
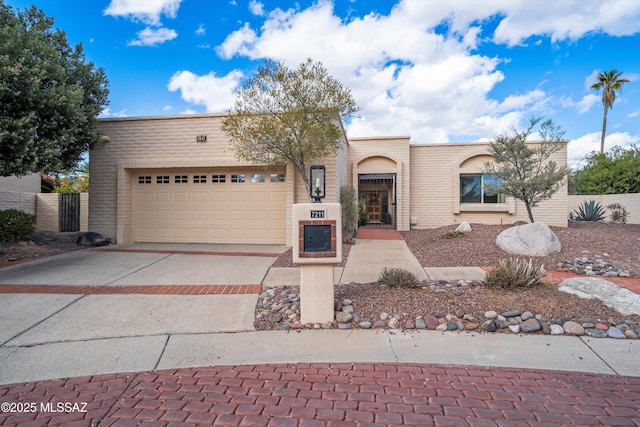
[6,0,640,168]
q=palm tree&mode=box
[591,70,630,154]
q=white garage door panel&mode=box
[133,169,286,244]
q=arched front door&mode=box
[358,173,396,229]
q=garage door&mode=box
[133,168,286,244]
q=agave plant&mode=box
[485,258,547,289]
[572,200,606,222]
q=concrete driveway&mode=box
[0,244,286,370]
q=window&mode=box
[231,174,245,183]
[460,175,504,204]
[193,175,207,183]
[212,174,226,183]
[138,176,151,184]
[156,175,169,184]
[270,173,285,183]
[251,174,265,183]
[174,175,188,184]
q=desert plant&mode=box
[607,203,628,224]
[0,209,36,243]
[485,258,547,289]
[340,185,358,242]
[378,267,421,288]
[572,200,606,221]
[358,201,368,226]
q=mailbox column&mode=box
[292,203,342,324]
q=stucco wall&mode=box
[409,142,568,228]
[0,174,41,193]
[35,193,89,232]
[0,191,37,215]
[347,137,411,231]
[568,193,640,224]
[94,113,347,245]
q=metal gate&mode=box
[59,193,80,232]
[358,174,396,229]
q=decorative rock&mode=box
[502,310,522,317]
[405,320,415,329]
[342,305,354,314]
[466,322,479,330]
[424,315,439,330]
[550,324,564,335]
[484,310,498,319]
[415,318,427,329]
[540,320,550,335]
[520,318,541,333]
[337,322,352,330]
[336,312,353,323]
[380,312,389,320]
[313,323,321,329]
[481,320,497,332]
[388,317,400,329]
[563,321,585,336]
[521,311,534,321]
[607,327,626,339]
[436,324,448,332]
[585,328,607,338]
[454,221,472,233]
[625,330,638,339]
[373,320,386,329]
[321,322,333,329]
[456,321,465,331]
[595,323,608,331]
[359,321,372,329]
[342,299,352,305]
[495,222,561,256]
[509,325,520,334]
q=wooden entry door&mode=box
[366,191,382,223]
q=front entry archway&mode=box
[358,173,396,229]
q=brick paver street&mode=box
[2,363,639,426]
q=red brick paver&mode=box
[356,229,404,240]
[1,363,638,426]
[0,284,262,295]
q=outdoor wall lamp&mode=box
[310,165,326,203]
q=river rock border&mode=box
[256,284,640,339]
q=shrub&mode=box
[340,185,358,242]
[0,209,36,243]
[378,267,421,288]
[358,201,368,226]
[607,203,628,224]
[571,200,606,221]
[485,258,547,289]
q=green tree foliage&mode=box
[483,118,569,223]
[222,58,359,192]
[591,70,630,154]
[572,145,640,194]
[53,161,89,193]
[0,3,109,177]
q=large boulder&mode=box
[496,222,560,257]
[454,221,472,233]
[76,232,111,247]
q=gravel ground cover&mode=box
[257,222,640,332]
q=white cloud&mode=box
[249,0,265,16]
[128,27,178,46]
[100,108,128,118]
[167,70,244,113]
[188,0,640,145]
[104,0,182,26]
[195,24,206,36]
[567,131,640,169]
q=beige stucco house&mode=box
[91,113,568,245]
